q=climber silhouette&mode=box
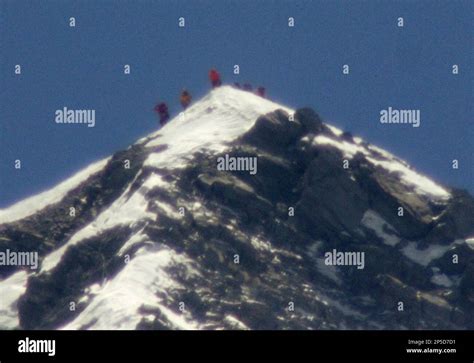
[209,68,222,88]
[154,102,170,126]
[180,89,192,109]
[256,86,266,98]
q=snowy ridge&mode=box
[40,174,157,273]
[144,86,449,200]
[61,245,201,330]
[0,157,110,224]
[144,86,293,169]
[309,133,450,199]
[0,271,28,329]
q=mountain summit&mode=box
[1,86,473,330]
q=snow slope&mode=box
[61,245,200,330]
[144,86,293,169]
[0,271,28,329]
[0,157,110,224]
[310,134,450,199]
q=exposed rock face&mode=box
[1,97,473,330]
[0,144,147,280]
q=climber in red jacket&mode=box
[209,68,222,88]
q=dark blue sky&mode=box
[1,0,472,207]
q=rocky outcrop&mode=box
[0,144,148,280]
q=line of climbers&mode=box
[154,68,267,126]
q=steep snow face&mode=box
[0,157,110,224]
[144,86,293,169]
[40,173,157,273]
[0,271,28,329]
[61,244,201,330]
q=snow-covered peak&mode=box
[144,86,293,169]
[0,84,470,332]
[0,85,450,227]
[0,86,288,225]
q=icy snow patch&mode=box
[143,172,172,189]
[313,135,366,158]
[61,245,200,330]
[144,86,293,170]
[465,237,474,250]
[0,157,110,224]
[0,271,28,329]
[153,200,182,219]
[361,210,401,246]
[430,269,453,288]
[41,179,156,273]
[401,240,463,267]
[326,124,344,136]
[366,156,450,200]
[117,230,151,256]
[224,315,249,329]
[250,236,273,252]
